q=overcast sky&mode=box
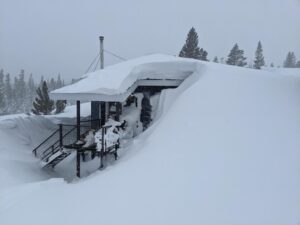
[1,0,300,82]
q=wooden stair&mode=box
[32,120,121,177]
[32,124,79,169]
[43,150,72,169]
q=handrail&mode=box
[41,145,61,162]
[32,119,101,157]
[60,124,91,127]
[33,119,113,161]
[80,119,102,123]
[32,118,123,172]
[32,129,60,156]
[41,126,77,161]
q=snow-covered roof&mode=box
[50,54,199,102]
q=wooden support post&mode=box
[105,102,109,121]
[76,100,81,140]
[91,101,100,129]
[100,102,106,126]
[115,102,122,121]
[76,151,81,178]
[100,126,105,169]
[59,124,63,147]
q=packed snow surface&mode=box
[264,67,300,77]
[0,56,300,225]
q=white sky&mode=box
[1,0,300,81]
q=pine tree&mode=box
[140,92,152,131]
[55,100,66,114]
[14,70,27,112]
[213,56,219,63]
[226,44,239,65]
[254,41,265,69]
[179,27,208,60]
[12,76,19,112]
[26,74,36,112]
[220,57,225,64]
[226,43,247,67]
[199,48,208,61]
[56,74,63,89]
[284,52,296,68]
[39,76,44,87]
[4,73,13,113]
[296,61,300,68]
[49,78,56,91]
[0,70,5,114]
[32,81,54,115]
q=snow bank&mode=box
[0,103,91,189]
[0,116,56,189]
[263,67,300,77]
[1,60,300,225]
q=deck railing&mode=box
[32,119,101,159]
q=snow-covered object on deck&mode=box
[94,119,122,150]
[82,130,95,148]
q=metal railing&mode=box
[32,119,101,159]
[32,129,60,157]
[40,126,77,162]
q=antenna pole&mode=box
[99,36,104,69]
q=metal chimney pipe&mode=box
[99,36,104,69]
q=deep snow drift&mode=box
[0,57,300,225]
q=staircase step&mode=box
[43,151,72,169]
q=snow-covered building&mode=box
[34,54,198,177]
[2,54,300,225]
[50,54,195,126]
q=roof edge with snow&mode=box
[50,54,199,102]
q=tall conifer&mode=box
[32,81,54,115]
[179,27,208,60]
[226,43,247,67]
[254,41,265,69]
